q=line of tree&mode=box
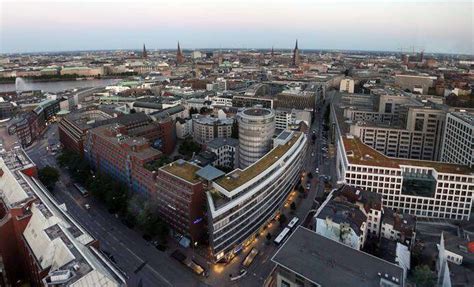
[38,165,60,190]
[57,150,169,245]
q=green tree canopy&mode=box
[411,265,435,287]
[38,166,60,190]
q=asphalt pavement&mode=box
[26,123,202,287]
[23,93,338,287]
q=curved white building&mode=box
[238,107,275,168]
[206,130,307,262]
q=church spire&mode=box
[292,39,300,67]
[176,41,185,65]
[142,43,147,59]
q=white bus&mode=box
[74,183,89,197]
[274,227,291,245]
[287,217,300,230]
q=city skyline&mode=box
[1,0,472,55]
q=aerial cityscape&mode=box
[0,1,473,287]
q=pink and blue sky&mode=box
[1,0,472,54]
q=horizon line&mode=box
[2,47,472,57]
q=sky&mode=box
[0,0,472,54]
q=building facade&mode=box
[336,135,474,220]
[192,115,234,145]
[339,78,355,93]
[441,112,474,168]
[155,160,205,242]
[0,149,125,287]
[207,131,307,262]
[206,137,239,169]
[84,124,162,196]
[238,107,276,168]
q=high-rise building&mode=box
[440,112,474,168]
[238,107,275,168]
[291,39,300,67]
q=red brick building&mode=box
[156,160,206,242]
[85,124,163,197]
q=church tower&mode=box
[292,39,300,67]
[142,43,147,59]
[176,42,185,65]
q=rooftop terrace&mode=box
[161,160,201,184]
[215,131,301,192]
[343,136,473,175]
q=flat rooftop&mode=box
[215,132,301,192]
[161,160,201,184]
[272,227,404,287]
[343,136,473,174]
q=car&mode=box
[311,152,315,157]
[306,183,311,189]
[84,204,91,210]
[315,168,319,174]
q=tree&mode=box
[178,138,201,158]
[38,166,60,190]
[189,107,199,115]
[199,107,209,114]
[290,202,296,211]
[266,233,272,241]
[278,214,287,226]
[411,265,435,287]
[231,121,239,139]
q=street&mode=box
[23,91,337,287]
[206,91,337,287]
[25,123,202,287]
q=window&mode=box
[281,279,291,287]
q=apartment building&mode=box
[206,137,239,169]
[441,112,474,168]
[381,209,416,247]
[176,117,193,139]
[314,200,368,250]
[207,131,307,262]
[192,115,234,145]
[339,78,355,93]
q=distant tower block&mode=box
[292,39,300,67]
[142,43,148,59]
[176,42,185,65]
